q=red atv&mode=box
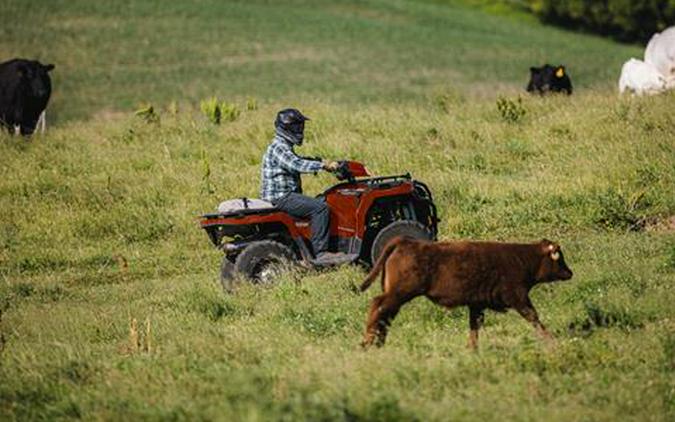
[200,161,438,290]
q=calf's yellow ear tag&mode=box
[556,67,564,78]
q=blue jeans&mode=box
[273,193,329,255]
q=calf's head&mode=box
[535,239,573,283]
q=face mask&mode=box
[288,121,304,144]
[289,121,304,133]
[276,126,303,146]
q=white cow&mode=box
[619,58,666,95]
[645,26,675,88]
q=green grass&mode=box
[1,1,674,421]
[1,0,641,122]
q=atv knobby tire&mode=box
[234,240,296,285]
[370,220,432,265]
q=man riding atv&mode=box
[200,109,438,287]
[261,108,357,265]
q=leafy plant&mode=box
[166,101,179,116]
[200,97,222,124]
[434,89,464,113]
[200,98,240,124]
[246,97,258,111]
[568,301,644,336]
[220,102,240,122]
[496,96,526,123]
[200,149,214,194]
[593,187,651,231]
[134,104,159,124]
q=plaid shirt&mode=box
[260,136,323,202]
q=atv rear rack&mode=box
[201,207,279,220]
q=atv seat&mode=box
[217,198,275,214]
[200,198,278,219]
[201,198,315,228]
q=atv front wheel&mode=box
[234,241,296,285]
[370,220,432,265]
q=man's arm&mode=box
[272,144,324,174]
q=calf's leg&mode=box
[362,293,408,348]
[467,306,485,350]
[515,299,553,341]
[362,295,385,347]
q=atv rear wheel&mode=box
[234,240,296,285]
[370,220,432,265]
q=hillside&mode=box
[1,1,674,421]
[1,0,642,121]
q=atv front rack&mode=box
[363,173,411,185]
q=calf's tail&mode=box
[360,238,400,292]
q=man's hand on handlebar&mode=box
[322,160,340,172]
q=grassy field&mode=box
[1,0,674,421]
[1,0,642,122]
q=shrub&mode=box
[593,187,651,231]
[200,98,240,124]
[246,97,258,111]
[568,301,644,336]
[433,89,464,113]
[527,0,675,42]
[134,104,159,124]
[496,96,526,123]
[200,97,221,124]
[221,102,240,122]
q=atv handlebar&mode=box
[301,156,370,181]
[335,161,370,182]
[299,155,324,162]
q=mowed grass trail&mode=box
[1,0,674,420]
[1,0,641,121]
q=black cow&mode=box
[526,64,572,95]
[0,58,54,135]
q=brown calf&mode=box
[360,237,573,348]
